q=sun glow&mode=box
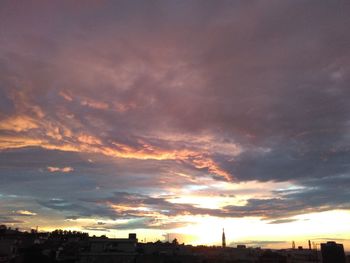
[177,210,350,248]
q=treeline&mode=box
[49,229,89,239]
[0,224,89,239]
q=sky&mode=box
[0,0,350,249]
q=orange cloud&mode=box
[0,131,232,180]
[192,156,232,181]
[0,116,38,132]
[59,91,73,102]
[77,134,102,145]
[0,135,44,149]
[81,99,109,110]
[0,113,233,180]
[15,210,37,216]
[47,166,74,173]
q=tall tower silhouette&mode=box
[222,228,226,248]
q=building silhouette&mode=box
[321,241,346,263]
[1,224,347,263]
[222,228,226,248]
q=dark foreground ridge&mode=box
[0,225,348,263]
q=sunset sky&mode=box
[1,0,350,249]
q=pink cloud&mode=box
[47,166,74,173]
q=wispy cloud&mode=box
[47,166,74,173]
[13,210,37,216]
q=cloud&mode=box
[84,218,192,232]
[267,219,298,225]
[38,198,122,220]
[0,0,350,235]
[223,174,350,220]
[83,227,110,232]
[0,0,348,184]
[47,166,74,173]
[35,191,217,223]
[0,215,25,224]
[13,210,37,216]
[0,116,38,132]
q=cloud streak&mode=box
[47,166,74,173]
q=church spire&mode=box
[222,228,226,248]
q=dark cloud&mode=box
[219,131,350,182]
[86,191,219,218]
[0,216,25,224]
[84,218,192,231]
[83,227,110,232]
[38,198,122,220]
[267,219,298,225]
[0,147,86,170]
[81,185,350,221]
[224,174,350,220]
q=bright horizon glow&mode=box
[13,210,350,251]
